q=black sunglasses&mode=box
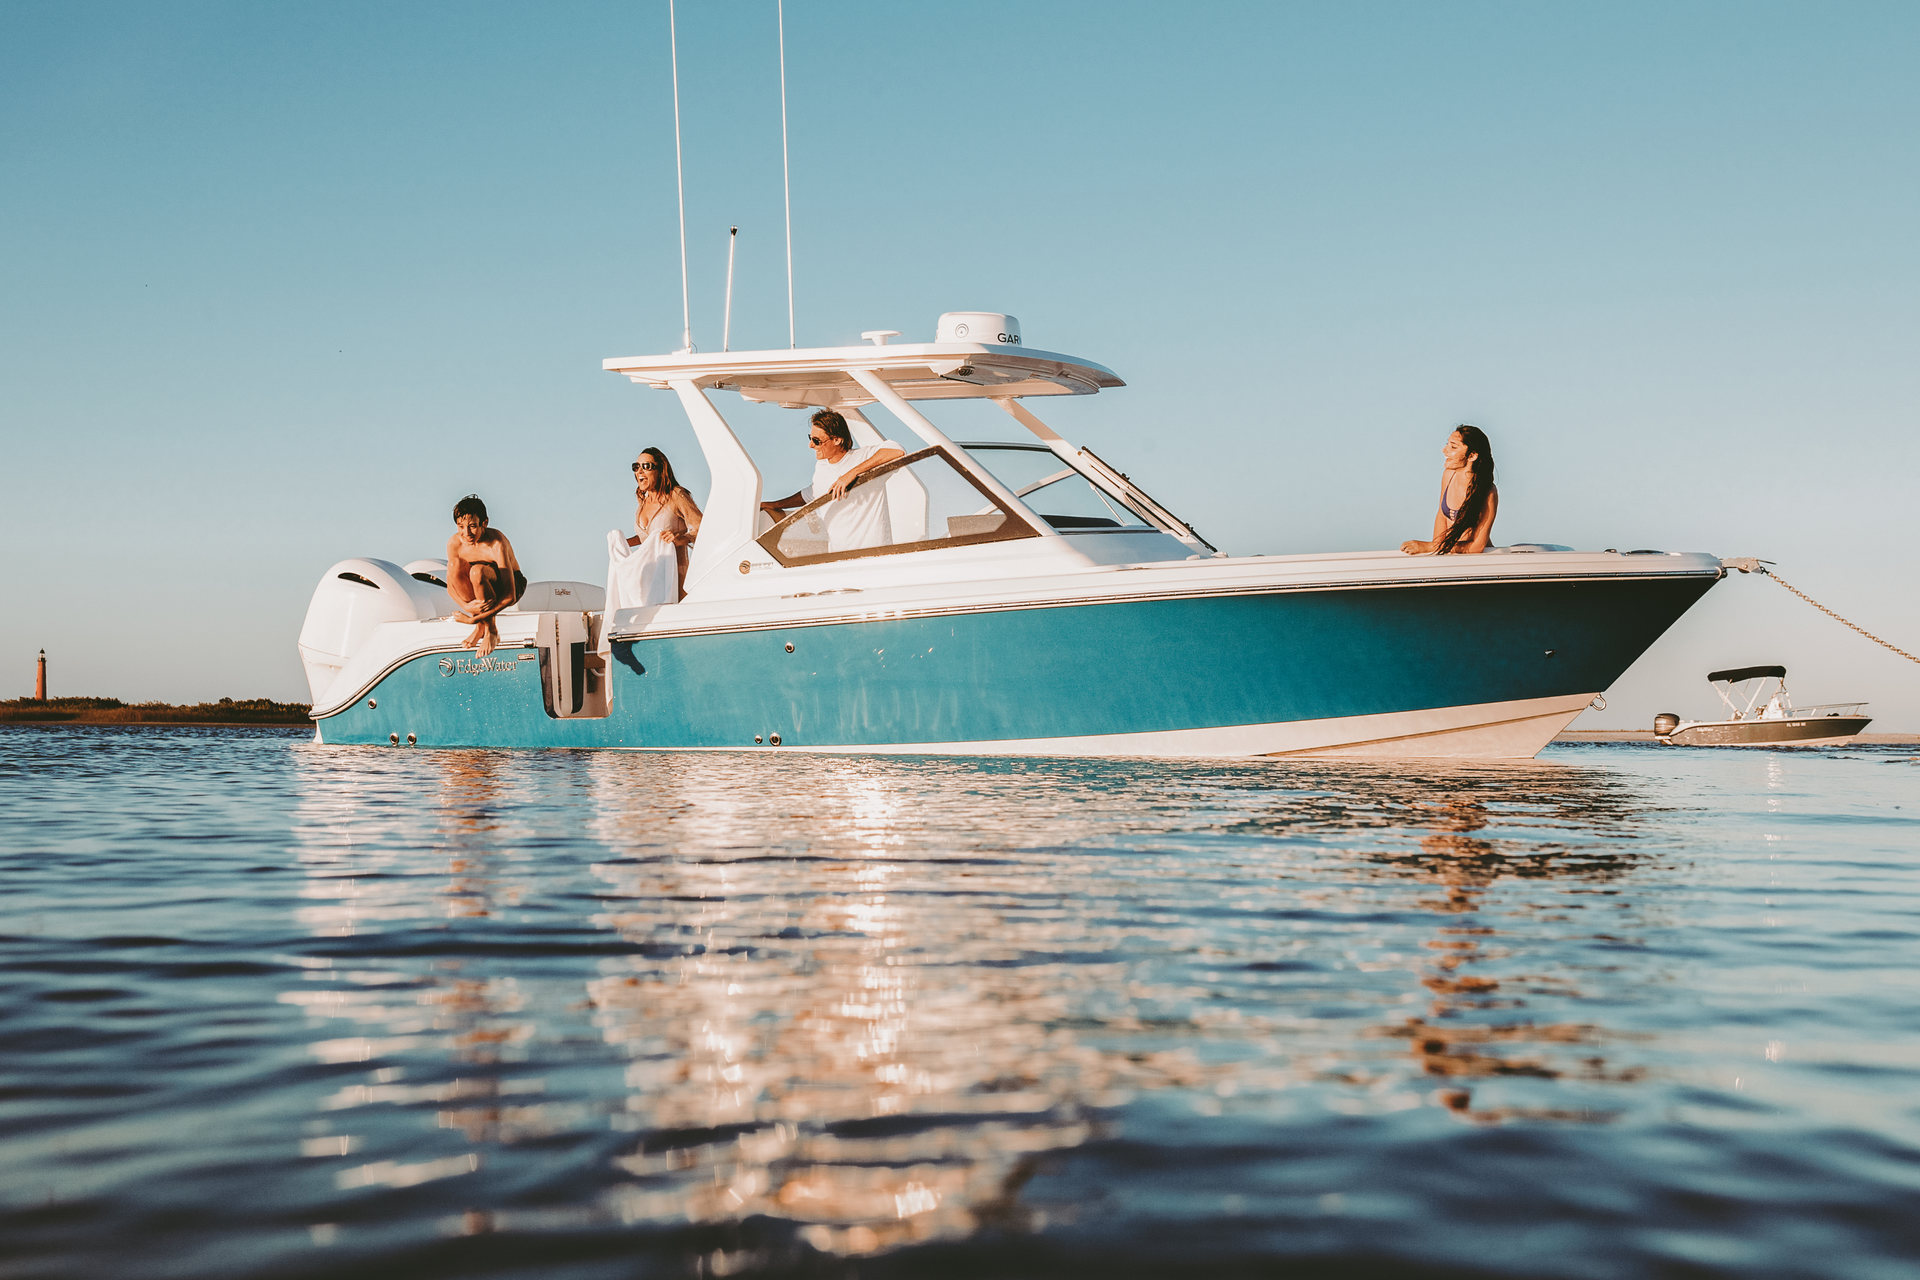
[807,435,827,446]
[632,461,659,472]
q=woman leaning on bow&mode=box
[1402,424,1497,555]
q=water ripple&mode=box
[2,726,1919,1277]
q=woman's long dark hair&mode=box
[638,446,685,498]
[1435,425,1495,554]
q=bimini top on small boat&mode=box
[1653,666,1871,747]
[1707,664,1787,685]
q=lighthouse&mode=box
[35,649,46,701]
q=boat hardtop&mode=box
[602,332,1125,403]
[595,315,1225,613]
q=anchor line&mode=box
[1756,566,1920,666]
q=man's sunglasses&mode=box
[807,435,827,446]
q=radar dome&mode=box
[936,312,1020,345]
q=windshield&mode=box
[757,446,1039,567]
[960,444,1154,532]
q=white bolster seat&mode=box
[511,580,605,612]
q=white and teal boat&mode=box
[297,313,1725,757]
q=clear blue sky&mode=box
[5,1,1917,727]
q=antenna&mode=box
[722,225,738,351]
[668,0,693,352]
[778,0,795,348]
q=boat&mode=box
[1653,665,1871,747]
[295,311,1731,757]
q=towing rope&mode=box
[1724,559,1920,666]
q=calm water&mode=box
[3,726,1918,1279]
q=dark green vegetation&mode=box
[0,697,311,724]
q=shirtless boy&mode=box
[446,494,523,659]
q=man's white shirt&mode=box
[802,441,902,552]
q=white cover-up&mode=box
[600,502,683,652]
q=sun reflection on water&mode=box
[286,752,547,1195]
[579,756,1133,1253]
[279,748,1673,1257]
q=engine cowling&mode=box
[297,558,447,705]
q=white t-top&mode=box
[803,441,902,552]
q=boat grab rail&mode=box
[1791,702,1869,718]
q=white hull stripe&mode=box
[588,693,1597,760]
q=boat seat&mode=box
[394,562,605,618]
[948,514,1009,538]
[510,580,606,612]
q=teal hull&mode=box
[315,577,1714,750]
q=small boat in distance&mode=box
[1653,666,1871,747]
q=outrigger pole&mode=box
[668,0,693,352]
[779,0,795,348]
[723,225,738,351]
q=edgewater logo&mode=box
[437,655,520,677]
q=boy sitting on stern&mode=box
[446,494,525,659]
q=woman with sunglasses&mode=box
[612,447,702,607]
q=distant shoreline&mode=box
[1,697,311,726]
[1556,728,1920,744]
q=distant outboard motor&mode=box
[1652,713,1680,737]
[297,558,447,705]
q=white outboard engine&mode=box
[1652,713,1680,737]
[402,558,449,587]
[297,558,447,705]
